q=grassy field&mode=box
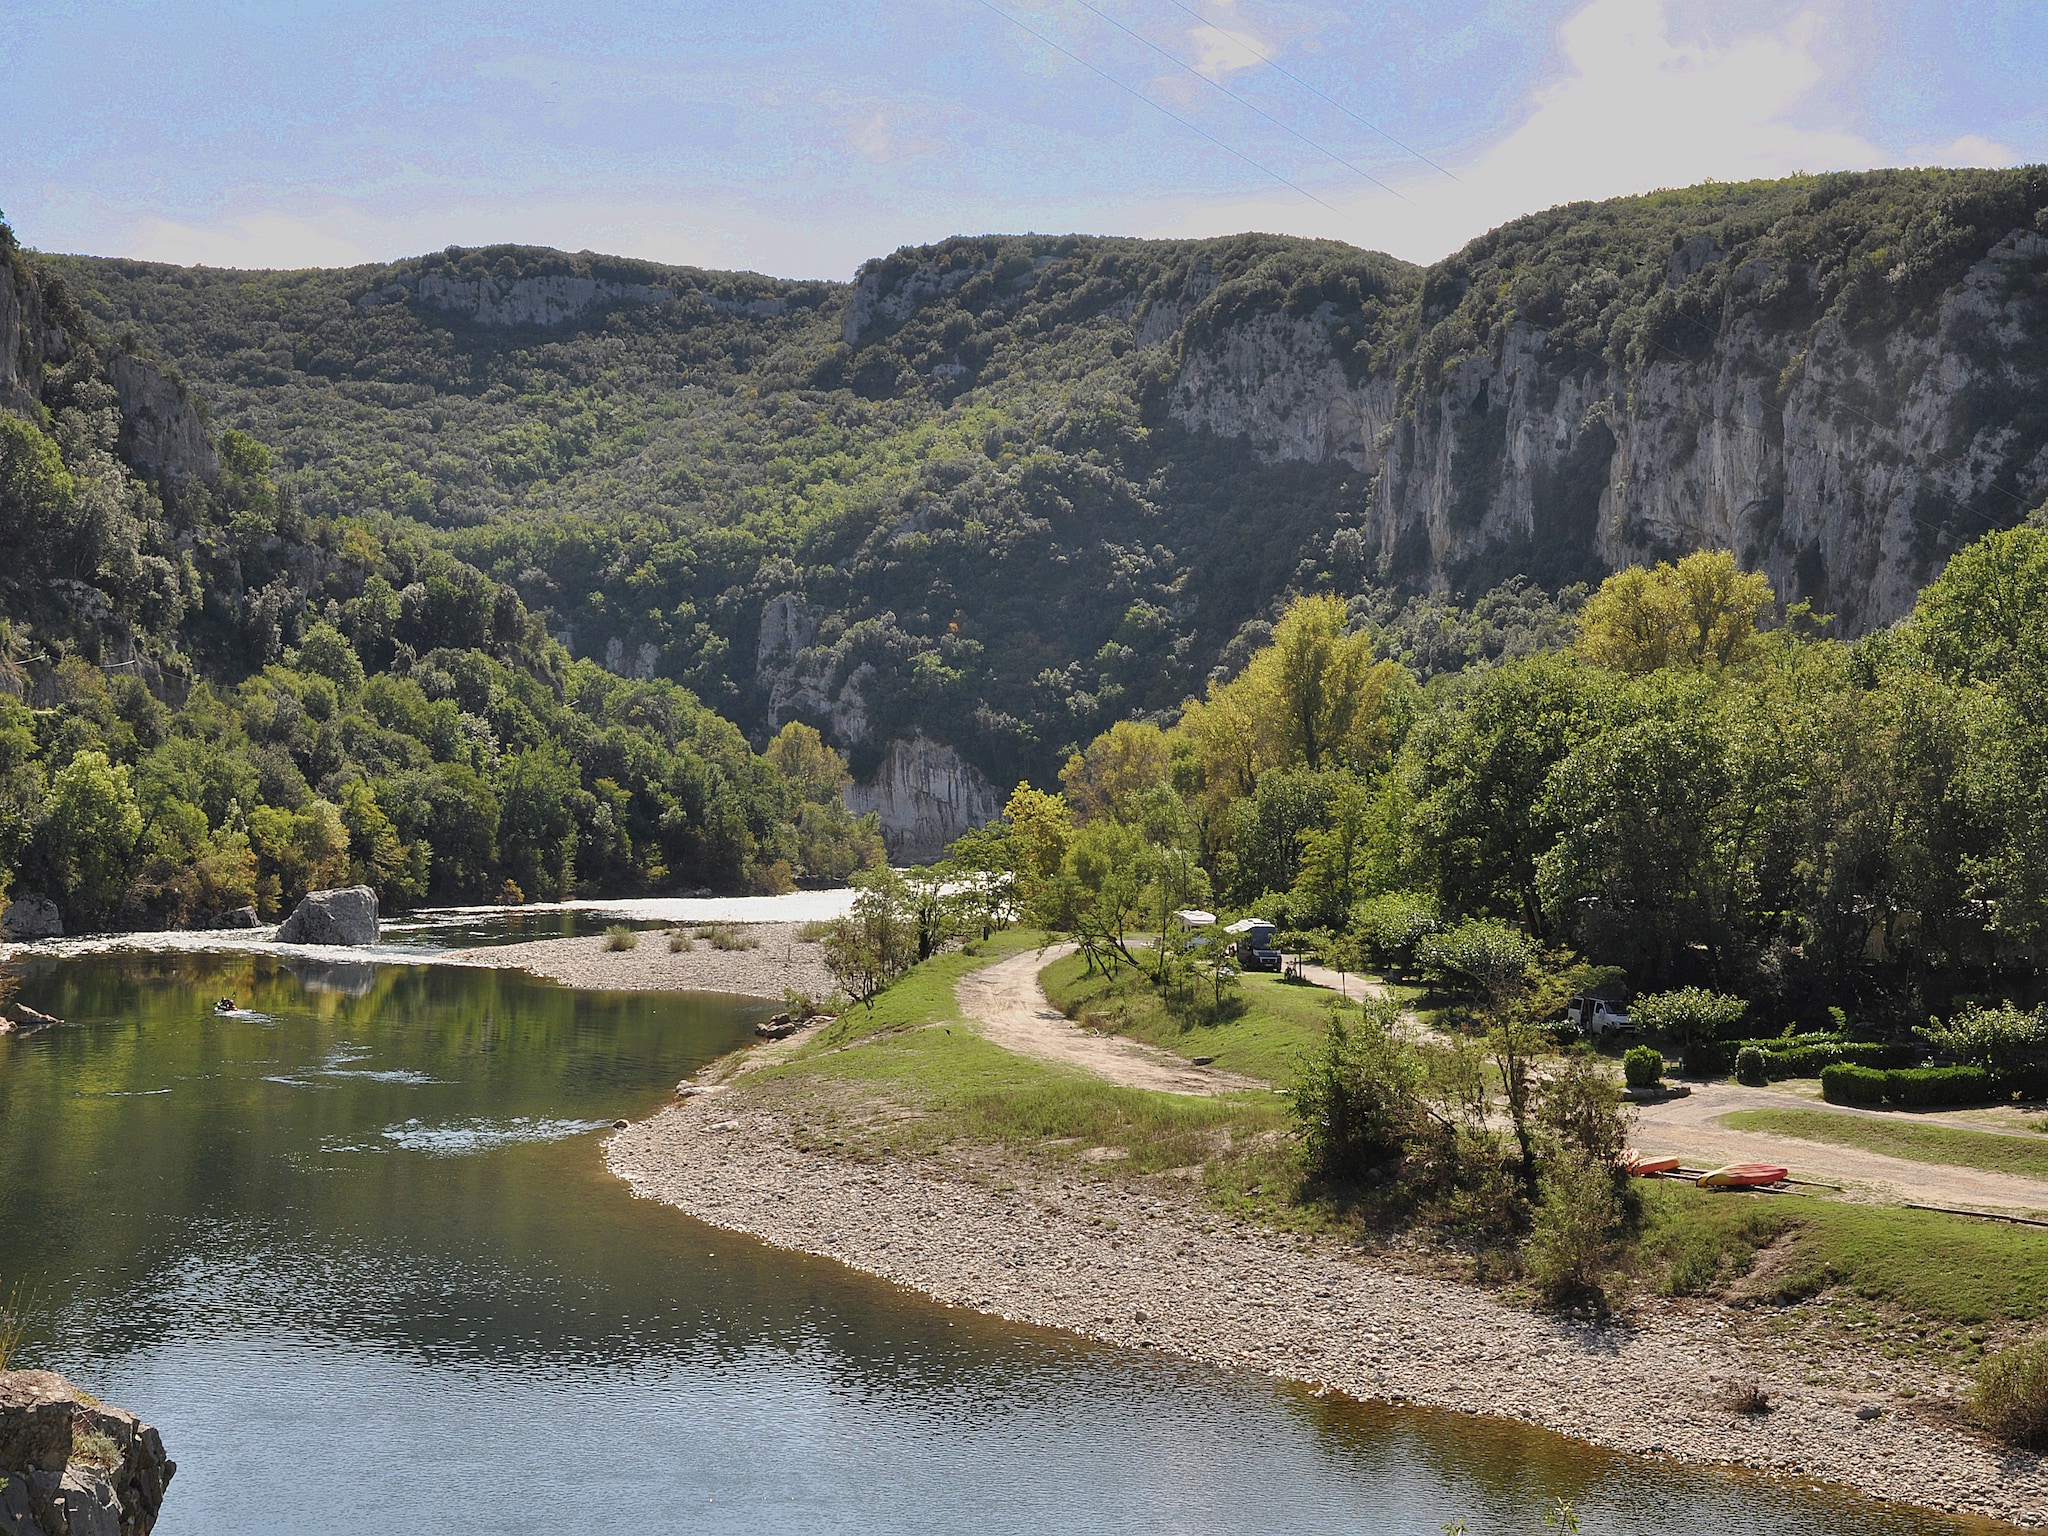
[1721,1106,2048,1181]
[736,932,1289,1177]
[1634,1181,2048,1338]
[1039,951,1361,1084]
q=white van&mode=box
[1566,995,1634,1039]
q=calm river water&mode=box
[0,950,1997,1534]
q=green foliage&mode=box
[1734,1045,1768,1085]
[1922,1002,2048,1072]
[1527,1151,1623,1308]
[1974,1339,2048,1448]
[1622,1045,1663,1089]
[1349,890,1442,977]
[1820,1062,1991,1107]
[821,866,920,1007]
[603,924,638,951]
[1631,987,1748,1048]
[1291,999,1421,1183]
[1417,919,1539,1007]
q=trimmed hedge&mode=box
[1690,1036,1921,1079]
[1821,1063,1993,1108]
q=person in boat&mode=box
[217,997,236,1014]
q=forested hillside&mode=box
[38,167,2048,803]
[17,165,2048,856]
[0,220,881,933]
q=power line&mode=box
[1153,0,1458,182]
[971,0,1333,210]
[1063,0,1402,200]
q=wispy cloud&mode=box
[1147,0,2019,262]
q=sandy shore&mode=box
[443,922,835,1001]
[610,1089,2048,1528]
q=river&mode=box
[0,944,1996,1534]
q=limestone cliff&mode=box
[1141,193,2048,634]
[0,1370,175,1536]
[843,736,1003,863]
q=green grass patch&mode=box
[1632,1181,2048,1329]
[802,930,1044,1052]
[1720,1106,2048,1181]
[747,932,1287,1176]
[1040,954,1362,1084]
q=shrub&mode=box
[668,929,691,952]
[1538,1051,1631,1166]
[1717,1380,1772,1415]
[1706,1036,1922,1081]
[1734,1045,1768,1085]
[1292,999,1421,1183]
[1350,891,1442,976]
[1922,1002,2048,1073]
[1527,1152,1622,1308]
[1418,919,1539,1007]
[1974,1339,2048,1448]
[1631,987,1747,1051]
[1622,1045,1663,1089]
[1820,1063,1991,1107]
[604,924,638,951]
[701,922,760,951]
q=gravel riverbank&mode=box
[609,1090,2048,1529]
[443,922,834,1000]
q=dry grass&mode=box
[699,923,759,952]
[1715,1378,1773,1415]
[668,930,692,953]
[0,1279,32,1372]
[604,924,639,952]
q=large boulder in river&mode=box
[2,894,62,941]
[274,886,379,946]
[0,1368,176,1535]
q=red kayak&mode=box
[1624,1153,1681,1177]
[1697,1163,1788,1189]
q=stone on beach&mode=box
[274,886,379,946]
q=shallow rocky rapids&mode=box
[611,1096,2048,1529]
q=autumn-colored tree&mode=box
[1179,594,1404,801]
[764,720,852,797]
[1575,551,1773,674]
[1059,719,1170,823]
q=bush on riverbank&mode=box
[1975,1340,2048,1447]
[604,924,638,951]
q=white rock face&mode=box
[1160,231,2048,633]
[275,886,379,946]
[105,349,219,486]
[755,594,874,745]
[844,736,1003,863]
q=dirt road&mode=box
[954,946,1264,1095]
[1633,1079,2048,1212]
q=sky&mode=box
[3,0,2043,279]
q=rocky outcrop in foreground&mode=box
[274,886,379,946]
[0,1371,174,1536]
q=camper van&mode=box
[1226,919,1282,973]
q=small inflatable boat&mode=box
[1697,1162,1789,1189]
[216,998,237,1015]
